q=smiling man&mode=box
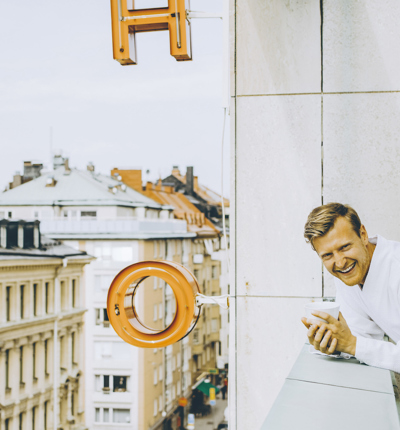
[301,203,400,373]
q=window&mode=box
[45,340,49,375]
[153,277,157,290]
[95,408,100,422]
[44,401,48,430]
[159,395,163,411]
[71,332,76,365]
[33,283,38,316]
[113,376,127,392]
[80,211,97,219]
[20,285,25,319]
[33,342,37,380]
[71,391,75,417]
[159,364,163,381]
[212,265,218,279]
[5,418,10,430]
[153,304,157,322]
[154,368,158,385]
[154,400,158,417]
[103,375,110,392]
[193,329,200,345]
[211,318,219,333]
[60,336,67,370]
[32,406,37,430]
[95,308,110,327]
[113,409,130,423]
[72,279,76,307]
[103,408,110,422]
[60,281,67,311]
[19,346,24,385]
[5,349,10,389]
[19,413,24,430]
[158,303,163,320]
[45,282,49,313]
[6,286,11,321]
[193,269,200,280]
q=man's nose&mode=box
[334,254,346,269]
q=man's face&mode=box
[313,217,371,286]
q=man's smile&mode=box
[336,262,356,275]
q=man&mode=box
[301,203,400,373]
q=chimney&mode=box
[172,166,181,176]
[64,158,71,174]
[87,162,95,172]
[10,172,22,189]
[185,166,194,196]
[23,161,43,179]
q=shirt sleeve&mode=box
[355,336,400,373]
[336,282,400,372]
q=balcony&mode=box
[261,343,400,429]
[40,218,195,239]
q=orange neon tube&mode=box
[107,260,201,348]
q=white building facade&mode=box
[230,1,400,429]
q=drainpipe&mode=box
[54,258,68,430]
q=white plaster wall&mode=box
[231,0,400,429]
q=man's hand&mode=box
[301,311,357,356]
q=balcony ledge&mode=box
[261,343,400,430]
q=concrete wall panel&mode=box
[323,93,400,241]
[236,95,322,297]
[236,296,311,429]
[324,0,400,93]
[236,0,321,96]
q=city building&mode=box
[0,159,226,430]
[0,220,92,430]
[111,167,228,428]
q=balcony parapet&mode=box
[40,218,196,240]
[261,343,400,430]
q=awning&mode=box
[196,381,220,397]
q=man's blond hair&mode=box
[304,203,362,250]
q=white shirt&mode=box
[334,235,400,373]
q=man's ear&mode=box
[360,225,369,244]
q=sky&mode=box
[0,0,230,197]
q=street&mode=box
[189,398,228,430]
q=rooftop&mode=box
[0,166,168,210]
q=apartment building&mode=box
[111,167,226,429]
[0,220,92,430]
[160,167,230,370]
[0,159,200,430]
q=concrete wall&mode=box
[231,1,400,428]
